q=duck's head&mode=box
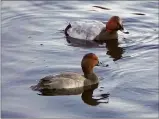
[106,16,125,33]
[81,53,100,75]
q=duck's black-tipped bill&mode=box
[96,61,109,67]
[120,29,129,34]
[123,31,129,34]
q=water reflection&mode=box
[105,39,124,61]
[65,35,101,48]
[81,84,109,106]
[65,33,124,61]
[35,84,110,106]
[65,35,124,61]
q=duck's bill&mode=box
[121,29,129,34]
[96,61,109,67]
[119,24,129,34]
[120,26,129,34]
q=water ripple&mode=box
[2,1,158,118]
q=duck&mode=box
[64,16,129,45]
[31,53,106,91]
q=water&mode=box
[1,1,158,118]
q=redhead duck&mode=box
[31,53,107,90]
[64,16,128,45]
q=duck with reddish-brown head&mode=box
[64,16,128,46]
[31,53,107,91]
[93,16,126,44]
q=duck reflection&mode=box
[105,39,124,61]
[36,83,110,106]
[81,84,109,106]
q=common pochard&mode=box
[31,53,107,90]
[64,16,128,45]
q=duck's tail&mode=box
[64,23,71,37]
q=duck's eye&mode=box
[94,58,98,61]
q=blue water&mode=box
[1,1,158,118]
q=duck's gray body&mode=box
[32,72,98,90]
[65,23,118,46]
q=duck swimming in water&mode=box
[31,53,106,90]
[64,16,129,45]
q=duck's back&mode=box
[32,72,86,90]
[67,20,105,40]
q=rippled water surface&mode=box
[1,1,159,118]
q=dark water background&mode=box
[1,1,159,118]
